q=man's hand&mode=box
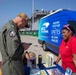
[22,43,29,50]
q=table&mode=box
[38,64,65,75]
[24,64,65,75]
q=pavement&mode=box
[0,35,61,66]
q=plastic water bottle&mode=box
[65,67,72,75]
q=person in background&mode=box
[55,24,76,75]
[0,12,30,75]
[23,51,36,75]
[23,51,36,66]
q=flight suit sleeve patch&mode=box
[9,30,16,37]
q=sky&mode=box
[0,0,76,29]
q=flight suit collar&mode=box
[9,20,18,31]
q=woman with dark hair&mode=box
[55,24,76,75]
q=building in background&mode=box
[29,9,50,30]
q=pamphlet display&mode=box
[46,68,64,75]
[30,68,40,75]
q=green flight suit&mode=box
[0,20,24,75]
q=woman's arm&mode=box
[73,54,76,67]
[71,38,76,67]
[55,53,61,64]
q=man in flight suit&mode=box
[0,13,30,75]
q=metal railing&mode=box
[19,30,38,37]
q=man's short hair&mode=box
[18,13,30,28]
[18,12,29,20]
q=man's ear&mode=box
[18,18,23,23]
[21,18,24,22]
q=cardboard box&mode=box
[0,68,2,75]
